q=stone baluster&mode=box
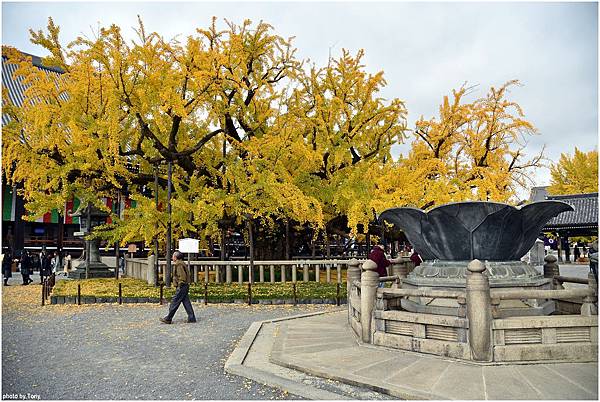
[270,265,275,283]
[581,295,598,316]
[466,259,493,362]
[457,296,467,318]
[589,270,598,296]
[581,271,598,316]
[147,255,156,285]
[238,265,243,284]
[490,298,501,319]
[226,265,232,284]
[193,265,198,284]
[292,264,297,283]
[390,260,408,289]
[360,259,379,343]
[259,265,265,283]
[315,264,320,283]
[347,259,361,322]
[543,254,562,289]
[337,264,342,284]
[281,265,286,283]
[204,265,209,284]
[326,264,331,283]
[303,264,309,282]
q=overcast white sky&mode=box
[2,1,598,199]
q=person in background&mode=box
[41,251,52,283]
[574,244,581,261]
[20,250,33,285]
[39,248,47,275]
[119,254,125,274]
[3,251,12,286]
[160,251,196,324]
[64,254,72,275]
[368,243,391,288]
[410,250,423,267]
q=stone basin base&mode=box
[68,262,114,279]
[400,260,554,317]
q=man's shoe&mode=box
[187,318,197,323]
[159,318,172,324]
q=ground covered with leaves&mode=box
[52,278,347,302]
[2,275,339,400]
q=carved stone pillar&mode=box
[360,259,379,344]
[466,259,493,362]
[544,254,562,289]
[347,259,361,323]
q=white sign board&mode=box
[74,231,85,237]
[179,238,200,254]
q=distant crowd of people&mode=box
[2,249,74,286]
[544,236,593,262]
[2,248,129,286]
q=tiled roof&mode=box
[544,193,598,230]
[2,52,67,126]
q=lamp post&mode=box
[154,166,160,286]
[68,203,112,279]
[165,161,172,287]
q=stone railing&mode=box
[347,258,598,363]
[124,257,395,286]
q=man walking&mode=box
[160,251,196,324]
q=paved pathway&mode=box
[266,311,598,400]
[1,282,339,400]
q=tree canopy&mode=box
[548,147,598,195]
[2,17,545,251]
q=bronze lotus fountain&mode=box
[379,200,573,316]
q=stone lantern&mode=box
[68,203,113,279]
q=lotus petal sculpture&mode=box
[379,201,573,261]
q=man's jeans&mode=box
[165,283,196,321]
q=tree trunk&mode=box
[14,184,25,253]
[220,228,226,260]
[285,220,291,260]
[85,203,91,279]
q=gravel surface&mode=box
[2,277,337,400]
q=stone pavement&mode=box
[228,310,598,400]
[1,282,345,400]
[225,310,393,400]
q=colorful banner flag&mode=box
[2,185,15,222]
[2,192,136,224]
